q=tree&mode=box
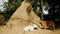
[4,0,23,19]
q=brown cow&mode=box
[40,20,55,30]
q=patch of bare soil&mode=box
[0,0,60,34]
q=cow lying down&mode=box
[39,20,55,30]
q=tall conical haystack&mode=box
[0,0,60,34]
[6,0,40,27]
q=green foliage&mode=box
[4,0,23,19]
[30,0,43,18]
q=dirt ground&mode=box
[0,19,60,34]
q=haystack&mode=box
[7,1,40,25]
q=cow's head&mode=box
[40,20,55,30]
